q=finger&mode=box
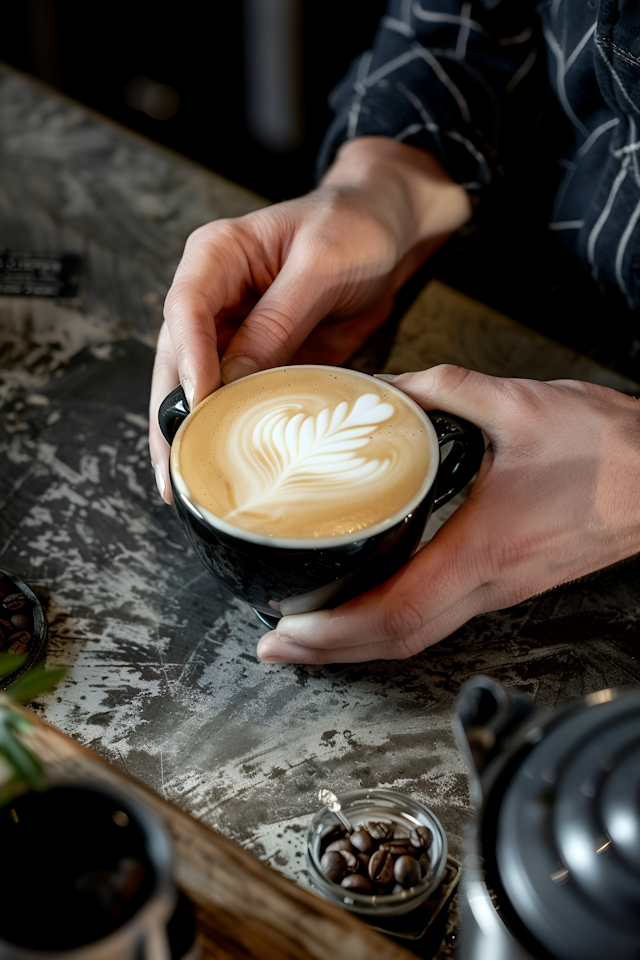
[163,226,243,407]
[261,495,490,653]
[388,365,521,437]
[219,254,340,383]
[257,585,489,663]
[149,322,178,504]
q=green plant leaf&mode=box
[0,653,28,680]
[7,665,67,704]
[0,714,46,791]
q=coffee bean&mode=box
[394,855,422,888]
[340,851,359,873]
[0,583,8,598]
[418,853,431,877]
[384,834,413,846]
[350,829,375,854]
[379,842,418,858]
[325,837,353,855]
[3,593,26,611]
[10,614,29,631]
[393,824,411,839]
[341,874,372,892]
[368,849,394,884]
[356,853,370,872]
[8,631,30,647]
[392,883,405,895]
[412,825,433,849]
[320,851,347,883]
[0,619,13,631]
[366,821,393,841]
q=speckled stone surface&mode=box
[1,65,639,959]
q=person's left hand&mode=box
[257,365,640,664]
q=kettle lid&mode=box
[495,687,640,960]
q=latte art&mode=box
[226,394,396,521]
[172,367,434,541]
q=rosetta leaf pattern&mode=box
[225,393,396,520]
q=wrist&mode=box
[319,136,472,257]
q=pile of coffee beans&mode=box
[319,820,433,896]
[0,574,33,657]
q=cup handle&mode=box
[158,385,189,446]
[427,410,485,511]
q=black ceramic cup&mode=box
[159,367,485,629]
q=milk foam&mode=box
[172,367,434,541]
[226,393,395,521]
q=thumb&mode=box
[219,257,338,384]
[388,365,514,435]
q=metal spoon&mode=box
[318,788,352,834]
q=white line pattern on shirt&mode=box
[587,154,630,275]
[455,2,473,59]
[615,193,640,306]
[347,51,373,139]
[411,2,487,35]
[544,25,590,137]
[576,117,620,157]
[499,26,533,46]
[564,22,596,73]
[381,16,415,39]
[505,48,538,94]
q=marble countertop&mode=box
[1,63,639,958]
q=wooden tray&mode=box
[8,705,418,960]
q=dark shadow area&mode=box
[0,1,386,201]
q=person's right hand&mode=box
[149,137,472,501]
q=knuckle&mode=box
[377,598,425,643]
[240,302,298,355]
[430,364,474,394]
[185,218,234,248]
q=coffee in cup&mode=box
[171,366,435,543]
[159,365,484,625]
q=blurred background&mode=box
[0,0,387,201]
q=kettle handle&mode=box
[453,676,538,803]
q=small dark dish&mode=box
[0,568,48,690]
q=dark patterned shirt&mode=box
[318,0,640,311]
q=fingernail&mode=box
[220,355,261,384]
[276,610,330,642]
[181,377,195,410]
[373,373,399,382]
[153,463,166,500]
[259,655,286,663]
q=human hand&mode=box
[257,366,640,663]
[149,137,471,501]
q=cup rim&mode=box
[170,365,440,550]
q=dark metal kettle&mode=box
[453,676,640,960]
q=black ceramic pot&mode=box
[0,783,179,959]
[454,676,640,960]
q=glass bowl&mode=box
[306,788,447,917]
[0,567,48,690]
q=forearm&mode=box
[319,136,472,285]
